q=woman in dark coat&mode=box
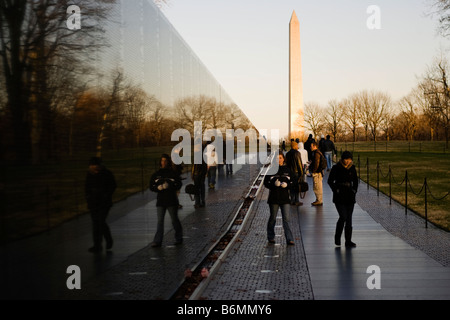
[264,152,295,245]
[149,154,182,247]
[327,151,359,247]
[85,157,116,253]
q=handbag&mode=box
[185,184,197,201]
[299,181,309,193]
[298,176,309,199]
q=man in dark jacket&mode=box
[310,142,324,206]
[85,157,116,253]
[327,151,358,247]
[285,141,304,206]
[149,154,183,247]
[192,160,208,208]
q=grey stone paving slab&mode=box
[201,170,450,300]
[60,164,260,300]
[200,186,314,300]
[298,172,450,300]
[0,164,259,300]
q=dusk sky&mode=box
[161,0,448,138]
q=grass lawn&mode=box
[1,146,174,244]
[335,141,450,231]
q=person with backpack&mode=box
[310,141,326,206]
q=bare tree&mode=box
[418,56,450,146]
[303,102,325,139]
[398,91,421,141]
[427,0,450,37]
[367,91,392,142]
[96,70,125,157]
[0,0,115,164]
[356,91,372,141]
[342,95,361,142]
[174,95,214,133]
[325,99,345,141]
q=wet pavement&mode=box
[1,162,450,301]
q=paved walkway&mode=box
[201,171,450,300]
[1,163,449,300]
[0,163,259,299]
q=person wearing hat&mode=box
[85,157,116,253]
[285,141,304,206]
[327,151,359,248]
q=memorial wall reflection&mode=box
[0,0,254,243]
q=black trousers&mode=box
[90,206,112,248]
[335,202,355,241]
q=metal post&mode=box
[367,158,369,190]
[388,166,392,205]
[405,170,408,215]
[424,178,428,229]
[376,161,380,197]
[141,161,144,193]
[74,179,79,218]
[358,154,361,183]
[46,185,50,232]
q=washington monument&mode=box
[289,10,304,139]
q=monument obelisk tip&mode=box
[289,10,304,140]
[290,10,298,22]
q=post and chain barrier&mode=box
[355,154,449,229]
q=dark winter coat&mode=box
[310,150,324,174]
[85,167,116,211]
[149,167,182,207]
[285,149,304,176]
[264,165,293,205]
[327,161,359,204]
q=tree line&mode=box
[300,56,450,147]
[0,0,252,165]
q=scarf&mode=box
[340,159,353,170]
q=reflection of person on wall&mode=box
[149,154,183,247]
[192,153,208,209]
[224,142,233,175]
[205,141,218,189]
[328,151,358,248]
[85,157,116,253]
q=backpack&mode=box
[317,151,327,172]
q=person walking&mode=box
[192,157,208,208]
[310,141,325,206]
[149,154,183,247]
[327,151,358,247]
[205,141,218,189]
[285,141,304,206]
[298,142,309,178]
[264,152,295,246]
[318,135,326,154]
[85,157,116,253]
[323,135,337,171]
